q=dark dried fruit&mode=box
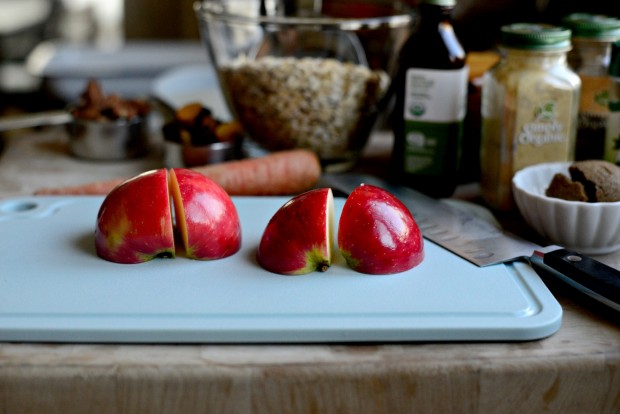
[71,79,149,122]
[162,102,243,147]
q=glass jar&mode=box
[605,41,620,164]
[480,23,581,211]
[562,13,620,160]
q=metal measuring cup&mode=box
[0,109,149,161]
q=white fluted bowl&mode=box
[512,162,620,255]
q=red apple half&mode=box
[338,184,424,274]
[169,168,241,260]
[257,188,334,275]
[95,168,241,264]
[95,169,175,264]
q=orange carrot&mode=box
[191,149,321,195]
[34,149,322,196]
[34,178,126,196]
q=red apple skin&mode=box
[338,184,424,274]
[170,168,241,260]
[257,188,334,275]
[95,169,175,264]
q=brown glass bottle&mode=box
[391,0,468,198]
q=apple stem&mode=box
[318,261,330,273]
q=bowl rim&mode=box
[164,139,238,150]
[512,161,620,207]
[194,0,414,31]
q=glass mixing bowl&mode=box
[195,0,413,171]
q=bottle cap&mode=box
[419,0,456,6]
[610,41,620,78]
[562,13,620,41]
[500,23,572,51]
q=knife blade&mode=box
[320,173,620,312]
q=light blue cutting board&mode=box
[0,196,562,343]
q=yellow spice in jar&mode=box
[480,24,581,211]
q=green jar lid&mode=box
[500,23,572,51]
[610,41,620,77]
[562,13,620,41]
[419,0,456,6]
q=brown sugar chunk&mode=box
[545,173,588,201]
[569,160,620,202]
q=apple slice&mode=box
[95,169,175,264]
[169,168,241,260]
[338,184,424,274]
[257,188,334,275]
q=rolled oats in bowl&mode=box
[195,0,413,171]
[219,56,389,170]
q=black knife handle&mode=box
[541,249,620,311]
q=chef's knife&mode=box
[321,173,620,312]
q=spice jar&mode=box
[480,23,581,211]
[562,13,620,160]
[605,41,620,165]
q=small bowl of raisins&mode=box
[162,102,244,167]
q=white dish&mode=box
[151,63,231,120]
[27,40,209,101]
[0,196,561,343]
[513,162,620,255]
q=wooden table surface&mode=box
[0,128,619,414]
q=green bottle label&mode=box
[402,67,468,175]
[605,99,620,165]
[403,121,464,175]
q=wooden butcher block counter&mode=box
[0,128,619,414]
